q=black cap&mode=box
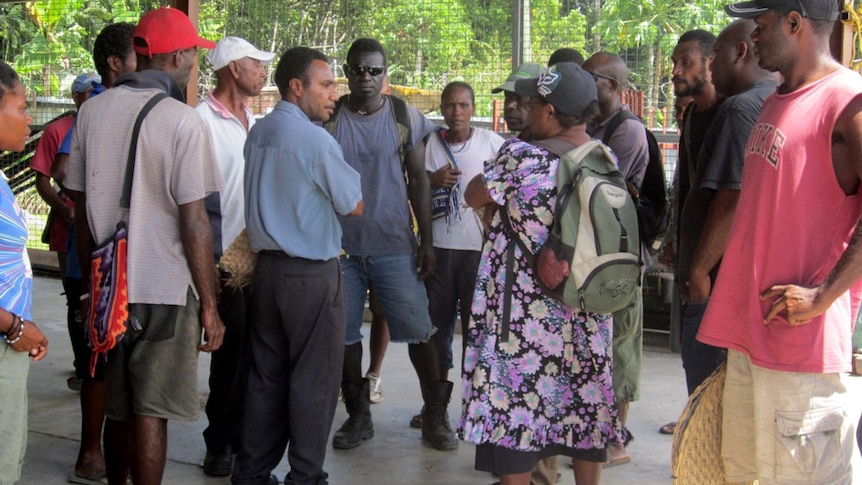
[514,63,597,118]
[724,0,839,20]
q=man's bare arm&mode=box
[465,173,497,231]
[465,173,493,209]
[178,199,224,351]
[51,153,70,192]
[404,139,436,280]
[35,173,73,224]
[68,190,93,290]
[687,189,739,302]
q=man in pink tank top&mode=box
[696,0,862,483]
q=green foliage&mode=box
[531,0,589,63]
[595,0,729,53]
[591,0,731,125]
[357,0,473,88]
[0,0,164,97]
[466,0,512,65]
[0,0,737,119]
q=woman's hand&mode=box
[8,320,49,361]
[428,166,461,189]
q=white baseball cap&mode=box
[206,36,276,71]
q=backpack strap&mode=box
[388,95,412,168]
[499,207,533,343]
[532,138,577,157]
[600,109,640,146]
[433,126,459,169]
[120,92,169,210]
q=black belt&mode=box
[259,249,294,258]
[259,250,333,264]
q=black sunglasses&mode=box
[343,64,385,77]
[588,71,620,87]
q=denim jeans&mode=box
[340,253,435,345]
[681,298,727,395]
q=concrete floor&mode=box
[19,276,687,485]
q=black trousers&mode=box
[203,274,253,452]
[424,247,481,375]
[232,253,346,485]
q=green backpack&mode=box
[502,139,641,315]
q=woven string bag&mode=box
[671,363,758,485]
[219,229,257,289]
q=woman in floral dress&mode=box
[461,62,624,485]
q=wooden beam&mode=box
[170,0,201,106]
[832,0,854,67]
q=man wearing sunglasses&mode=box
[582,53,649,202]
[579,51,649,469]
[325,38,456,451]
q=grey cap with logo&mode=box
[513,62,597,118]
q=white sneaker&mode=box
[366,372,384,403]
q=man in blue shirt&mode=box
[233,46,363,485]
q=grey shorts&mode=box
[106,288,201,421]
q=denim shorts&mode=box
[340,253,435,345]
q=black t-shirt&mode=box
[676,100,724,225]
[677,82,776,300]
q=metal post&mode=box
[512,0,524,67]
[512,0,531,67]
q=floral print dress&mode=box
[458,138,624,452]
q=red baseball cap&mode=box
[133,8,216,58]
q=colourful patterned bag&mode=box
[86,222,130,376]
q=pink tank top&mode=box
[698,68,862,373]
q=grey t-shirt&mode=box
[677,81,777,300]
[333,97,435,256]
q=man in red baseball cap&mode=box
[133,7,216,58]
[64,7,224,485]
[130,7,216,94]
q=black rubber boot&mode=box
[332,378,374,449]
[409,408,423,429]
[420,381,458,450]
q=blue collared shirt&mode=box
[244,101,362,260]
